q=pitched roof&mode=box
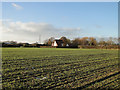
[54,40,63,43]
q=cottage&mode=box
[52,40,63,47]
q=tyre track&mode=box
[76,71,120,89]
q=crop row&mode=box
[2,48,119,89]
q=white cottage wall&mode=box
[53,41,58,46]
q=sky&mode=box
[1,2,118,43]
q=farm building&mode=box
[52,40,63,47]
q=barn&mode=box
[52,40,63,47]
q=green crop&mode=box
[2,48,119,89]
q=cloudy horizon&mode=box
[1,2,118,43]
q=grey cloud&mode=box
[95,25,102,28]
[2,21,82,43]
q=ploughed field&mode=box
[2,48,119,89]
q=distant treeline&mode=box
[44,36,119,47]
[1,36,120,49]
[0,41,46,47]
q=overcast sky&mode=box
[1,2,118,43]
